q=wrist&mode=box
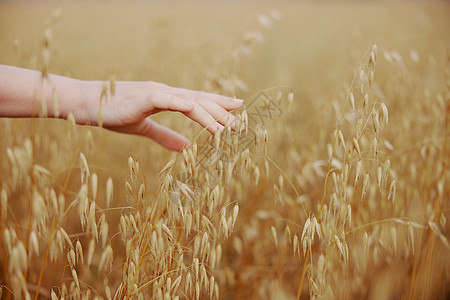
[51,77,100,126]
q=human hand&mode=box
[0,65,243,152]
[82,81,243,151]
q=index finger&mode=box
[185,90,244,111]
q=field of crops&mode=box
[0,1,449,299]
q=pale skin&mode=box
[0,65,243,151]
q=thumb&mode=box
[107,119,191,152]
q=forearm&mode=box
[0,65,96,123]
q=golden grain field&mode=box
[0,1,449,299]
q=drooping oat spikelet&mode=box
[106,177,113,208]
[372,111,380,135]
[78,184,89,229]
[99,213,109,248]
[301,218,311,242]
[105,285,112,300]
[354,160,362,186]
[161,223,174,241]
[352,138,361,158]
[125,181,133,197]
[346,204,352,228]
[359,68,365,93]
[99,245,113,272]
[67,248,76,270]
[87,238,95,266]
[372,137,378,159]
[271,226,278,248]
[76,240,83,264]
[363,93,369,113]
[284,225,291,246]
[349,92,355,111]
[362,173,369,199]
[72,269,80,290]
[28,231,39,258]
[51,289,58,300]
[91,173,98,201]
[220,211,228,238]
[1,189,7,221]
[87,201,98,240]
[388,179,396,203]
[380,102,389,126]
[293,234,299,257]
[209,276,215,299]
[368,70,374,87]
[231,204,239,229]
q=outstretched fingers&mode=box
[145,92,195,113]
[183,104,225,134]
[125,86,245,150]
[197,101,237,129]
[167,90,242,131]
[187,90,244,111]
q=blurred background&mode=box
[0,1,449,299]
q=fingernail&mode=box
[233,98,244,103]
